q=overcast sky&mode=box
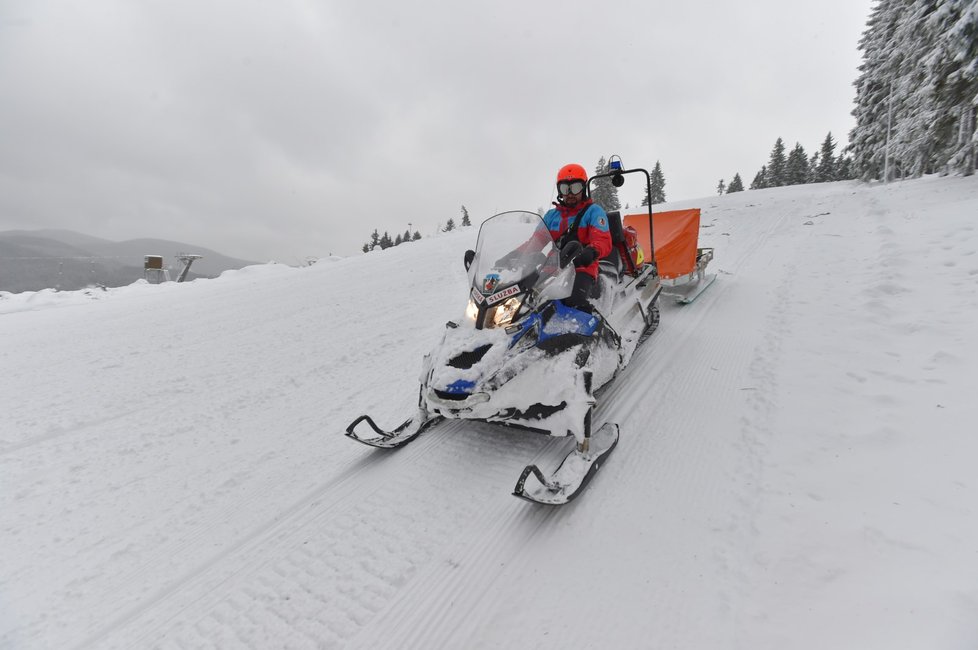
[0,0,874,264]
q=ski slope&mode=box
[2,175,978,649]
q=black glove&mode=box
[574,246,598,268]
[558,241,582,268]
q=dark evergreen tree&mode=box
[785,143,809,185]
[369,229,380,251]
[443,218,456,232]
[716,179,726,195]
[837,156,854,180]
[412,230,422,241]
[766,137,787,187]
[362,243,370,253]
[590,157,621,211]
[807,153,821,184]
[642,161,666,205]
[815,132,838,182]
[379,232,393,249]
[394,233,403,246]
[727,173,744,193]
[461,205,472,227]
[750,166,768,190]
[403,228,412,242]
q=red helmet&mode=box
[556,163,588,183]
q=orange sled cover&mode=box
[622,208,701,280]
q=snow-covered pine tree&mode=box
[591,157,609,208]
[716,179,726,195]
[785,143,810,185]
[766,137,787,187]
[938,0,978,175]
[750,166,768,190]
[816,132,838,182]
[590,157,622,211]
[412,230,422,241]
[807,152,821,183]
[403,229,412,243]
[461,205,472,227]
[379,232,393,249]
[850,0,978,179]
[394,233,403,246]
[369,229,380,251]
[643,161,666,205]
[888,1,943,179]
[727,173,744,193]
[837,156,855,180]
[443,218,456,232]
[849,0,904,180]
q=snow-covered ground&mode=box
[2,175,977,649]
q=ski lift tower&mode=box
[175,253,203,283]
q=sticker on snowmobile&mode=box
[482,273,500,294]
[471,288,485,305]
[486,284,520,305]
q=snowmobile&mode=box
[344,160,669,504]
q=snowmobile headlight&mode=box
[465,298,479,321]
[491,296,522,328]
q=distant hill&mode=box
[0,230,259,293]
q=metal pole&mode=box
[884,81,893,183]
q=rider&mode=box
[543,163,612,311]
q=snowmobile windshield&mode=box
[467,211,573,329]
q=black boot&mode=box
[565,272,595,313]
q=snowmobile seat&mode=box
[606,210,639,276]
[601,212,624,279]
[599,249,623,280]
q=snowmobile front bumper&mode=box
[425,390,491,412]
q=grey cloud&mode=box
[1,0,874,263]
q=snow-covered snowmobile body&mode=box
[419,209,660,443]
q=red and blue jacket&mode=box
[542,199,613,278]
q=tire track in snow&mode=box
[0,408,147,456]
[73,426,449,649]
[86,420,554,649]
[154,425,550,650]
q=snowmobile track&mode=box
[80,419,556,649]
[75,431,442,648]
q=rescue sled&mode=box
[622,208,716,304]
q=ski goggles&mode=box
[557,180,585,196]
